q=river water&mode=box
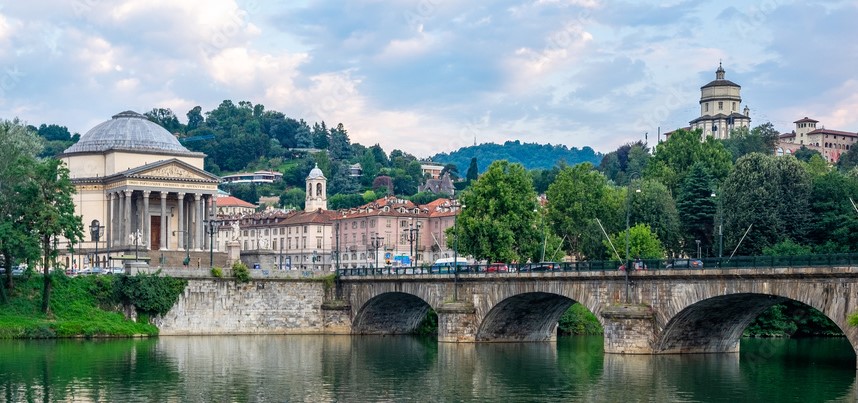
[0,336,854,402]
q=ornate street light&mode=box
[403,218,421,268]
[370,235,384,269]
[89,219,104,269]
[204,219,220,267]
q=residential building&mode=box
[420,161,445,179]
[777,117,857,163]
[221,170,283,184]
[419,172,456,196]
[333,195,460,268]
[216,194,257,216]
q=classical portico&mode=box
[60,111,222,268]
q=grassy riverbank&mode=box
[0,274,158,338]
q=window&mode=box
[400,234,407,244]
[317,226,322,233]
[718,101,723,110]
[386,219,391,228]
[316,183,322,196]
[264,229,269,236]
[288,227,292,234]
[287,237,291,249]
[302,237,306,248]
[704,103,708,112]
[400,220,407,227]
[360,220,366,228]
[317,237,322,248]
[304,225,308,233]
[732,102,736,110]
[370,219,375,228]
[251,230,256,236]
[361,234,366,244]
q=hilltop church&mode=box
[688,63,752,139]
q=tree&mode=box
[0,119,42,295]
[598,141,650,185]
[465,157,479,182]
[144,108,184,134]
[328,123,352,160]
[279,188,306,210]
[295,120,313,148]
[312,122,329,149]
[440,163,460,181]
[17,159,83,314]
[793,146,822,163]
[805,171,858,252]
[546,163,623,260]
[605,224,665,260]
[328,194,365,210]
[446,160,539,262]
[409,191,449,205]
[676,164,717,256]
[722,122,780,161]
[628,179,681,256]
[186,106,204,132]
[645,128,732,193]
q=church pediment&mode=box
[119,158,220,183]
[138,163,209,180]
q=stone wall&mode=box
[156,278,349,335]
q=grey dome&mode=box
[307,164,326,180]
[64,111,193,154]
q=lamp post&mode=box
[624,180,641,304]
[89,219,104,269]
[204,219,219,267]
[172,230,190,266]
[453,202,464,301]
[711,192,723,258]
[536,207,546,262]
[370,235,384,268]
[312,250,318,271]
[403,218,420,268]
[696,239,702,259]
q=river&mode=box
[0,336,854,402]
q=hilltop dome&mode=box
[63,110,194,155]
[307,164,326,180]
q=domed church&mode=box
[60,111,221,268]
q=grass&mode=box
[0,273,158,339]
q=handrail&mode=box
[335,253,858,277]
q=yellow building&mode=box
[689,63,752,139]
[59,111,220,268]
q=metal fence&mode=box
[336,253,858,277]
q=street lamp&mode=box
[624,180,641,303]
[89,219,104,269]
[711,192,723,258]
[453,201,464,301]
[535,207,547,262]
[403,218,420,268]
[204,219,220,267]
[370,235,384,268]
[696,239,702,259]
[312,250,318,271]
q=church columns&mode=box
[160,192,168,251]
[195,193,203,250]
[142,191,151,250]
[107,192,114,250]
[177,192,185,251]
[124,190,132,247]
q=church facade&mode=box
[59,111,222,268]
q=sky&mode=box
[0,0,856,157]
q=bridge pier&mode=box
[436,302,478,343]
[601,304,656,354]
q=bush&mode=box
[232,261,251,283]
[558,303,603,335]
[114,271,188,316]
[211,267,223,278]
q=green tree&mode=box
[465,157,479,182]
[645,128,732,193]
[279,188,306,210]
[605,223,665,260]
[676,164,717,256]
[628,179,681,256]
[328,123,352,160]
[806,171,858,252]
[328,194,365,210]
[312,122,330,149]
[0,119,43,294]
[762,240,812,256]
[144,108,184,134]
[793,146,822,163]
[186,106,204,131]
[598,141,650,186]
[17,159,83,314]
[446,160,539,262]
[295,120,313,148]
[804,154,830,177]
[409,191,448,205]
[722,122,779,161]
[838,146,858,172]
[546,163,622,260]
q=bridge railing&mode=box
[336,253,858,277]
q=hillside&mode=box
[430,141,602,173]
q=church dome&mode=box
[307,164,326,180]
[63,110,194,155]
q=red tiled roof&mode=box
[217,195,256,208]
[794,117,819,124]
[807,128,858,138]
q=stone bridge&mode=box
[338,267,858,356]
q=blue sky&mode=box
[0,0,856,157]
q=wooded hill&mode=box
[431,141,602,174]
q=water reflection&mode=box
[0,336,854,402]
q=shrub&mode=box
[211,267,223,278]
[232,261,251,283]
[114,271,188,316]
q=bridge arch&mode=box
[654,289,858,356]
[476,292,578,341]
[353,292,432,335]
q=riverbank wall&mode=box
[154,278,351,335]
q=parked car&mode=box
[0,267,24,276]
[486,263,509,273]
[521,262,556,272]
[666,259,703,269]
[430,258,469,274]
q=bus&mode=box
[431,258,469,274]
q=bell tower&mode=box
[305,164,327,212]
